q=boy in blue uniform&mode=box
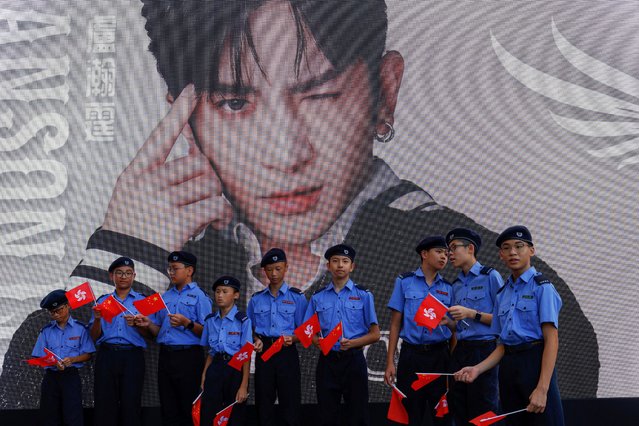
[304,244,380,426]
[247,248,307,426]
[32,290,95,426]
[445,228,503,424]
[454,226,565,425]
[90,257,149,426]
[200,275,252,426]
[384,236,453,426]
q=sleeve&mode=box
[490,293,503,338]
[246,297,256,328]
[294,295,308,328]
[302,295,316,323]
[195,292,213,324]
[79,326,96,354]
[387,277,404,312]
[488,271,505,305]
[241,317,253,345]
[31,331,47,358]
[200,321,209,347]
[365,291,378,326]
[538,284,562,329]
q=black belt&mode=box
[402,341,449,353]
[212,352,233,361]
[322,348,363,360]
[46,367,78,374]
[257,335,280,345]
[504,340,543,354]
[160,344,200,352]
[456,339,496,348]
[100,343,141,351]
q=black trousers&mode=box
[448,340,499,424]
[499,344,564,426]
[200,357,246,426]
[158,345,205,426]
[40,367,83,426]
[316,349,369,426]
[254,341,301,426]
[94,344,145,426]
[395,343,452,426]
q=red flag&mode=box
[191,392,202,426]
[213,402,235,426]
[294,313,320,348]
[434,392,449,417]
[133,293,167,316]
[387,385,409,424]
[66,282,95,309]
[413,293,448,331]
[469,411,506,425]
[261,336,284,362]
[96,295,127,323]
[25,348,58,367]
[319,322,342,356]
[411,373,441,391]
[228,342,254,371]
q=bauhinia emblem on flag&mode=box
[387,385,409,424]
[319,322,342,356]
[294,313,320,348]
[228,342,254,371]
[411,373,442,391]
[214,401,236,426]
[133,293,167,316]
[261,336,284,362]
[413,293,448,331]
[434,392,449,417]
[66,282,95,309]
[25,348,58,368]
[96,295,128,323]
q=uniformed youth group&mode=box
[32,225,565,426]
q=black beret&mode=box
[261,248,287,267]
[324,244,356,261]
[446,228,482,254]
[40,289,68,310]
[415,236,447,253]
[213,275,241,291]
[108,256,135,273]
[168,251,197,267]
[495,225,533,247]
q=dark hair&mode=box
[140,0,388,98]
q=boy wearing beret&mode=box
[384,236,454,426]
[31,290,95,426]
[304,244,380,426]
[200,276,252,426]
[454,226,565,425]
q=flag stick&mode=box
[114,297,135,316]
[414,372,456,376]
[215,393,250,416]
[391,384,407,399]
[159,293,172,315]
[192,390,203,405]
[480,408,527,422]
[87,282,97,307]
[45,348,64,363]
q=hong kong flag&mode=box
[133,293,167,316]
[294,313,320,348]
[387,385,409,424]
[228,342,254,371]
[96,295,127,323]
[213,401,236,426]
[434,392,449,417]
[261,336,284,362]
[66,282,95,309]
[413,293,448,331]
[25,348,58,367]
[319,322,342,355]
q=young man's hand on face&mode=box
[101,84,233,251]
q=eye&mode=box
[217,98,249,111]
[303,93,341,101]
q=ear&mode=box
[166,92,175,104]
[375,50,405,135]
[529,246,536,257]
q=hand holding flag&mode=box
[261,336,284,362]
[25,348,59,368]
[387,385,409,424]
[228,342,254,371]
[294,313,320,348]
[95,295,129,323]
[133,293,167,316]
[214,400,241,426]
[411,372,454,391]
[413,293,448,332]
[66,282,96,309]
[319,322,342,355]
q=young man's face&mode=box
[167,262,193,285]
[447,239,472,268]
[49,304,70,324]
[263,261,288,287]
[110,266,135,291]
[190,1,378,244]
[326,255,354,280]
[421,248,448,271]
[498,239,535,273]
[214,286,239,309]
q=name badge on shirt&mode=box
[348,296,361,300]
[68,336,81,341]
[521,295,534,300]
[282,300,295,305]
[228,331,240,335]
[187,294,197,298]
[436,290,449,296]
[471,286,484,290]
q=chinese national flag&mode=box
[411,373,441,391]
[387,385,409,424]
[434,392,449,417]
[25,348,58,367]
[213,402,234,426]
[133,293,167,316]
[228,342,254,371]
[191,392,202,426]
[96,295,127,323]
[261,336,284,362]
[469,411,506,425]
[66,282,95,309]
[319,322,342,356]
[413,293,448,331]
[294,313,320,348]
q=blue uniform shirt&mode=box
[91,290,148,348]
[304,279,378,352]
[452,262,504,341]
[32,317,96,370]
[491,266,562,346]
[247,282,308,338]
[156,282,212,345]
[200,305,253,356]
[388,267,453,344]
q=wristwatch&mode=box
[186,320,195,330]
[474,311,482,322]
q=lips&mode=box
[262,186,322,215]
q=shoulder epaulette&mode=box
[204,312,216,321]
[354,284,370,292]
[533,275,552,286]
[97,294,109,302]
[235,311,248,322]
[313,285,328,295]
[496,285,507,295]
[289,287,303,294]
[40,322,55,332]
[480,266,495,275]
[398,271,415,279]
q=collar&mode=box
[509,266,537,285]
[327,279,354,293]
[169,282,196,293]
[415,267,444,286]
[268,282,289,297]
[468,261,482,277]
[53,316,76,330]
[111,289,137,301]
[215,304,238,321]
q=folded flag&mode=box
[25,348,58,367]
[214,401,236,426]
[294,313,320,348]
[96,295,128,323]
[261,336,284,362]
[411,373,441,391]
[228,342,254,371]
[133,293,167,316]
[434,392,449,417]
[66,282,95,309]
[387,385,409,424]
[413,293,448,331]
[191,391,202,426]
[319,322,342,356]
[470,408,527,425]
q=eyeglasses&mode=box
[499,242,529,253]
[167,266,186,274]
[114,270,134,278]
[448,243,469,253]
[48,305,67,316]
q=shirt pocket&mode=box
[178,297,197,319]
[315,302,334,327]
[467,288,486,309]
[254,303,272,328]
[515,298,538,330]
[405,291,425,317]
[344,299,364,327]
[277,302,296,323]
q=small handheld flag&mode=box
[261,336,284,362]
[191,391,202,426]
[25,348,59,368]
[469,408,527,425]
[96,295,128,323]
[294,313,320,348]
[387,385,409,424]
[228,342,254,371]
[319,322,342,355]
[214,400,238,426]
[434,392,449,417]
[413,293,448,331]
[133,293,167,316]
[66,282,95,309]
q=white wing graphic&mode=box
[491,19,639,169]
